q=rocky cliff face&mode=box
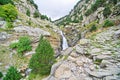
[54,0,120,46]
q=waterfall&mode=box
[60,31,68,50]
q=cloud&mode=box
[34,0,79,20]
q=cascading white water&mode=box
[60,31,68,50]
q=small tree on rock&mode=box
[29,36,55,75]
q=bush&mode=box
[80,15,83,20]
[85,9,92,16]
[26,9,30,17]
[0,0,13,5]
[85,0,89,3]
[41,15,49,20]
[103,20,114,27]
[91,0,105,12]
[6,21,13,28]
[3,66,22,80]
[0,72,3,78]
[29,36,55,75]
[28,0,38,9]
[90,24,97,32]
[103,6,111,18]
[0,4,18,22]
[33,11,40,18]
[10,36,32,56]
[109,0,117,4]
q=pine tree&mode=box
[3,66,22,80]
[29,36,55,75]
[0,72,3,78]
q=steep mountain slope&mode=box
[54,0,120,47]
[0,0,61,78]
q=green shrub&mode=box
[33,11,40,18]
[103,6,111,18]
[0,4,18,22]
[90,24,97,32]
[0,72,3,78]
[85,0,89,3]
[6,21,13,28]
[28,0,38,9]
[85,0,105,16]
[41,15,49,20]
[26,9,30,17]
[85,9,92,16]
[0,0,13,5]
[91,0,105,12]
[3,66,22,80]
[10,36,32,56]
[109,0,117,4]
[29,36,55,75]
[103,20,114,27]
[80,15,83,20]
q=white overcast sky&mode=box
[34,0,80,20]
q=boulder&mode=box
[54,62,72,79]
[0,32,8,41]
[61,47,73,56]
[75,45,85,54]
[114,30,120,39]
[14,26,50,36]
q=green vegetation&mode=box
[0,72,3,78]
[85,0,105,16]
[0,4,18,22]
[26,9,30,17]
[0,0,13,5]
[90,24,97,32]
[10,36,32,56]
[103,20,114,27]
[33,11,40,18]
[6,21,13,28]
[3,66,22,80]
[109,0,117,4]
[27,0,38,9]
[80,15,83,21]
[29,36,55,75]
[85,0,89,3]
[85,9,92,16]
[41,15,49,20]
[103,6,111,18]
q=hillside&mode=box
[0,0,120,80]
[0,0,61,79]
[54,0,120,47]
